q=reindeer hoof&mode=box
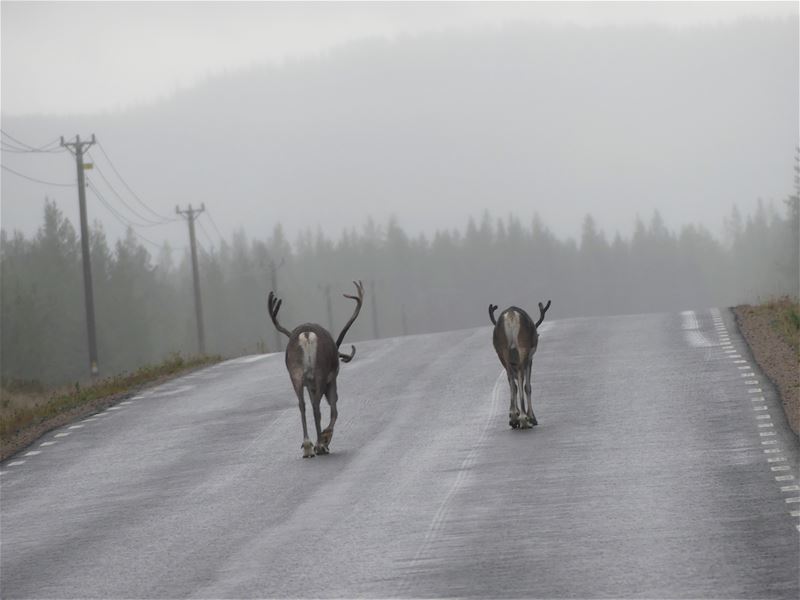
[315,444,329,455]
[302,440,315,458]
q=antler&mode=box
[335,281,364,349]
[535,300,552,328]
[267,291,293,338]
[488,304,498,325]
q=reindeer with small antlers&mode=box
[268,281,364,458]
[489,300,551,429]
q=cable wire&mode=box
[85,154,167,227]
[86,180,166,250]
[93,141,176,222]
[1,131,64,153]
[1,163,74,187]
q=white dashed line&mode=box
[7,460,25,466]
[790,510,800,517]
[780,485,800,492]
[760,432,777,437]
[39,441,56,447]
[768,457,787,463]
[787,497,800,503]
[120,401,133,405]
[752,396,765,402]
[733,360,747,364]
[68,425,84,430]
[748,388,763,394]
[763,440,778,445]
[106,406,123,411]
[756,414,771,419]
[772,466,791,471]
[775,475,795,482]
[758,423,774,428]
[754,406,767,411]
[54,432,70,438]
[764,448,781,453]
[738,366,751,370]
[23,451,41,457]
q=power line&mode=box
[196,218,216,251]
[204,208,225,242]
[85,152,167,227]
[86,179,164,250]
[1,131,64,153]
[1,163,74,187]
[93,141,176,223]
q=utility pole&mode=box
[61,134,99,377]
[176,203,206,355]
[318,283,334,332]
[370,280,380,339]
[267,257,285,352]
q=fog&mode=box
[1,4,798,384]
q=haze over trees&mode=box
[2,192,797,386]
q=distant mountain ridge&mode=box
[2,19,797,248]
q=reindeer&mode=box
[268,281,364,458]
[489,300,551,429]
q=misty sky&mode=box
[1,1,798,248]
[2,1,796,115]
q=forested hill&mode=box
[2,195,797,386]
[2,19,797,247]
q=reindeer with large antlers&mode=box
[489,300,551,429]
[268,281,365,458]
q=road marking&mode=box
[0,471,7,476]
[107,406,123,411]
[748,388,763,393]
[790,510,800,517]
[407,368,504,576]
[758,423,774,428]
[82,418,97,423]
[772,466,790,471]
[754,405,767,411]
[756,414,771,419]
[733,360,747,363]
[39,441,56,447]
[152,385,195,397]
[763,440,778,445]
[768,457,787,462]
[760,432,776,437]
[752,396,765,402]
[23,451,41,456]
[7,461,25,466]
[787,497,800,503]
[764,448,781,453]
[54,432,70,437]
[744,380,759,385]
[738,366,751,370]
[68,425,84,430]
[119,401,133,405]
[780,485,800,492]
[776,475,795,481]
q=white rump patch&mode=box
[299,331,318,378]
[503,310,521,350]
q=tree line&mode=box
[2,194,797,386]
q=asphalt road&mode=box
[1,309,798,599]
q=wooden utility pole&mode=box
[318,283,334,332]
[61,134,99,377]
[176,203,206,354]
[369,280,380,339]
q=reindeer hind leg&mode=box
[320,379,338,452]
[293,378,315,458]
[507,369,520,429]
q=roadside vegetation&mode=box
[734,297,800,434]
[0,352,221,460]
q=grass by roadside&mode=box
[0,352,223,461]
[733,297,800,435]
